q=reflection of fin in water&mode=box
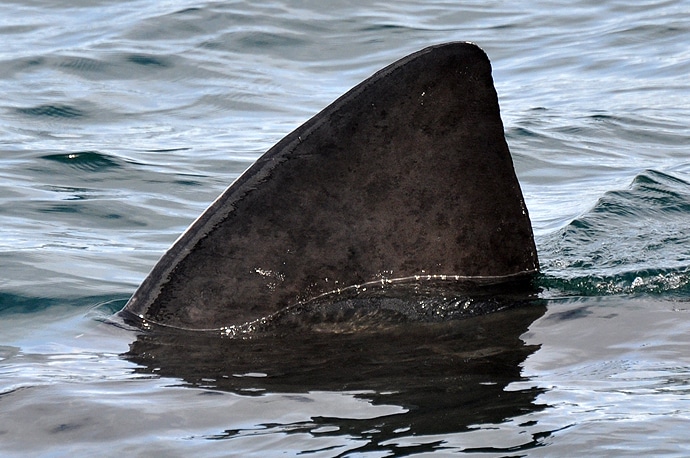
[126,301,548,438]
[120,41,538,331]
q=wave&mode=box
[0,292,127,316]
[537,169,690,297]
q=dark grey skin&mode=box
[120,42,538,331]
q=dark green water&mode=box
[1,1,690,456]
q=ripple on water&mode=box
[15,104,86,119]
[40,151,124,172]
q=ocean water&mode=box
[1,0,690,456]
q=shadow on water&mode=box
[124,288,547,450]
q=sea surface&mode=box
[1,0,690,456]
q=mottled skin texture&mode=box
[121,42,538,330]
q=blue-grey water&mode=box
[2,0,690,456]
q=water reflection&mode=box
[125,297,547,449]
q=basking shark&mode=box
[120,41,538,332]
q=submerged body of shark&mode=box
[119,42,539,333]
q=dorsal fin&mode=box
[122,42,538,330]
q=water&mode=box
[1,0,690,455]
